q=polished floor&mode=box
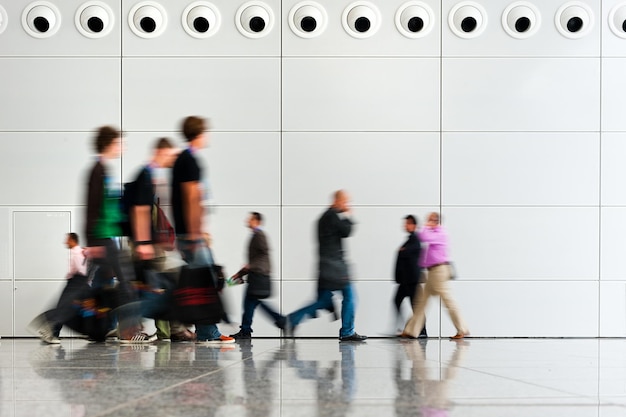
[1,336,626,416]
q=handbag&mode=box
[246,271,271,299]
[173,265,224,324]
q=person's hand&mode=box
[135,244,155,260]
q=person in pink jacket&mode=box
[401,212,469,339]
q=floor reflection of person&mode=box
[400,340,468,417]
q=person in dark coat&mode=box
[282,190,367,341]
[393,215,427,337]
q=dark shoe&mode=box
[171,329,196,342]
[418,329,428,339]
[275,316,286,330]
[339,333,367,342]
[230,330,252,340]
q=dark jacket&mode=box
[394,232,422,285]
[248,228,271,276]
[318,207,353,290]
[85,160,106,247]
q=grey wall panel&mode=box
[444,207,599,280]
[442,132,600,206]
[0,133,93,206]
[0,0,120,57]
[14,281,67,336]
[442,0,600,57]
[0,282,12,335]
[122,0,280,57]
[601,133,626,205]
[0,58,120,131]
[282,0,441,57]
[442,58,600,132]
[0,208,12,279]
[283,132,440,206]
[14,211,69,280]
[283,57,440,132]
[122,58,280,132]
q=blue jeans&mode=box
[288,284,356,338]
[241,292,282,333]
[177,237,221,341]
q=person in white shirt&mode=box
[66,233,87,278]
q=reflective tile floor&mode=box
[1,337,626,416]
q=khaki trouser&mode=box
[403,264,468,337]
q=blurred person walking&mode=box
[229,212,282,339]
[401,212,469,339]
[171,116,234,345]
[393,215,427,338]
[282,190,367,342]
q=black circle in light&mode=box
[355,16,370,32]
[88,16,104,32]
[408,16,424,32]
[193,17,209,32]
[300,16,317,32]
[622,19,626,32]
[249,16,265,32]
[461,16,477,32]
[33,16,49,32]
[515,16,530,32]
[567,16,583,32]
[140,16,156,32]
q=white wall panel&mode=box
[0,58,120,131]
[0,282,13,335]
[601,133,626,205]
[442,0,600,57]
[602,0,626,57]
[282,133,440,206]
[0,133,93,206]
[282,58,440,131]
[122,0,280,57]
[0,0,120,56]
[600,208,626,280]
[282,0,441,57]
[448,281,599,337]
[122,58,280,132]
[599,282,626,337]
[442,132,600,206]
[14,281,67,336]
[601,59,626,132]
[443,207,599,280]
[14,211,69,280]
[442,58,600,132]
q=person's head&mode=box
[248,212,263,229]
[181,116,209,148]
[152,137,177,168]
[66,233,79,249]
[404,215,417,233]
[426,212,440,228]
[94,125,121,159]
[332,189,350,213]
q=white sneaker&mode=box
[119,333,157,344]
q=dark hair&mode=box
[94,125,120,154]
[68,232,79,244]
[405,215,417,225]
[251,212,263,223]
[155,137,174,150]
[181,116,208,142]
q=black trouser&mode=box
[394,282,427,336]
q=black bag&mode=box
[173,265,224,324]
[247,272,271,299]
